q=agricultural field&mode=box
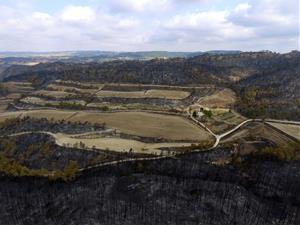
[0,82,34,93]
[96,89,190,99]
[0,109,212,142]
[0,111,23,122]
[55,80,104,89]
[55,133,197,155]
[268,122,300,141]
[20,96,86,107]
[86,102,168,111]
[220,122,296,147]
[3,80,297,158]
[14,81,216,113]
[47,84,100,94]
[0,109,213,155]
[0,82,35,112]
[197,88,237,108]
[20,110,76,121]
[0,98,12,112]
[68,111,211,141]
[203,109,246,134]
[34,90,77,99]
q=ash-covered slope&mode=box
[0,150,299,225]
[3,51,299,85]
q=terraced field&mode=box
[96,89,191,99]
[220,122,296,146]
[47,84,100,94]
[20,96,86,107]
[34,90,77,98]
[55,133,196,155]
[197,88,236,108]
[0,82,35,112]
[268,122,300,141]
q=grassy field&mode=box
[20,97,86,107]
[69,111,210,141]
[55,133,196,155]
[34,90,77,98]
[47,84,100,94]
[96,89,190,99]
[0,111,23,122]
[197,88,236,108]
[268,123,300,141]
[20,97,54,105]
[203,109,246,134]
[21,110,76,121]
[0,110,211,141]
[1,82,34,93]
[87,102,169,111]
[221,122,296,146]
[0,98,12,112]
[55,80,104,89]
[0,82,35,112]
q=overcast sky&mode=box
[0,0,298,52]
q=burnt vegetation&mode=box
[0,148,299,225]
[0,51,299,224]
[3,51,300,120]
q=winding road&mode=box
[1,107,299,173]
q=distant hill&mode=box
[3,51,297,84]
[0,50,242,60]
[2,50,300,120]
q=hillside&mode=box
[0,153,299,225]
[3,51,298,84]
[2,51,299,120]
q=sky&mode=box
[0,0,298,52]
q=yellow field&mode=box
[47,84,99,94]
[20,97,86,106]
[197,88,236,108]
[0,110,211,141]
[1,82,34,93]
[34,90,77,98]
[268,123,300,141]
[96,89,190,99]
[0,98,12,112]
[0,111,23,122]
[21,110,75,121]
[55,133,196,155]
[55,80,103,88]
[87,102,169,111]
[20,97,53,105]
[221,122,296,146]
[69,111,210,141]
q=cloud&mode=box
[61,6,96,24]
[0,0,298,52]
[228,0,299,37]
[110,0,172,13]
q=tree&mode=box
[203,109,212,118]
[62,161,79,182]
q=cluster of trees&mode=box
[235,86,300,120]
[171,141,215,154]
[252,144,299,162]
[0,149,79,182]
[0,83,9,96]
[0,134,80,181]
[0,117,106,135]
[232,143,300,166]
[50,160,79,182]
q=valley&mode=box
[0,51,299,225]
